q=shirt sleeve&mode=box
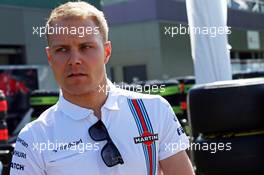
[158,98,190,160]
[10,125,46,175]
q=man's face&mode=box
[46,17,111,96]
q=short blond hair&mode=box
[46,1,109,42]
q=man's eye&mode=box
[81,45,92,50]
[56,48,67,52]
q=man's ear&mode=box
[104,41,111,64]
[45,47,53,66]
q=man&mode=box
[10,1,195,175]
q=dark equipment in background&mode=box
[0,67,38,135]
[188,78,264,175]
[0,67,38,175]
[0,91,13,175]
[30,90,59,121]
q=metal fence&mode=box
[231,59,264,73]
[227,0,264,13]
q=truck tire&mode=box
[192,132,264,175]
[188,78,264,135]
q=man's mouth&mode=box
[67,73,87,78]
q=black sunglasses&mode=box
[88,120,124,167]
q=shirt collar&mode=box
[103,79,120,111]
[56,79,120,120]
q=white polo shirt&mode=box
[10,81,189,175]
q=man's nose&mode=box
[68,50,82,65]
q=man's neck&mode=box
[62,79,109,119]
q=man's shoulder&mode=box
[18,105,57,139]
